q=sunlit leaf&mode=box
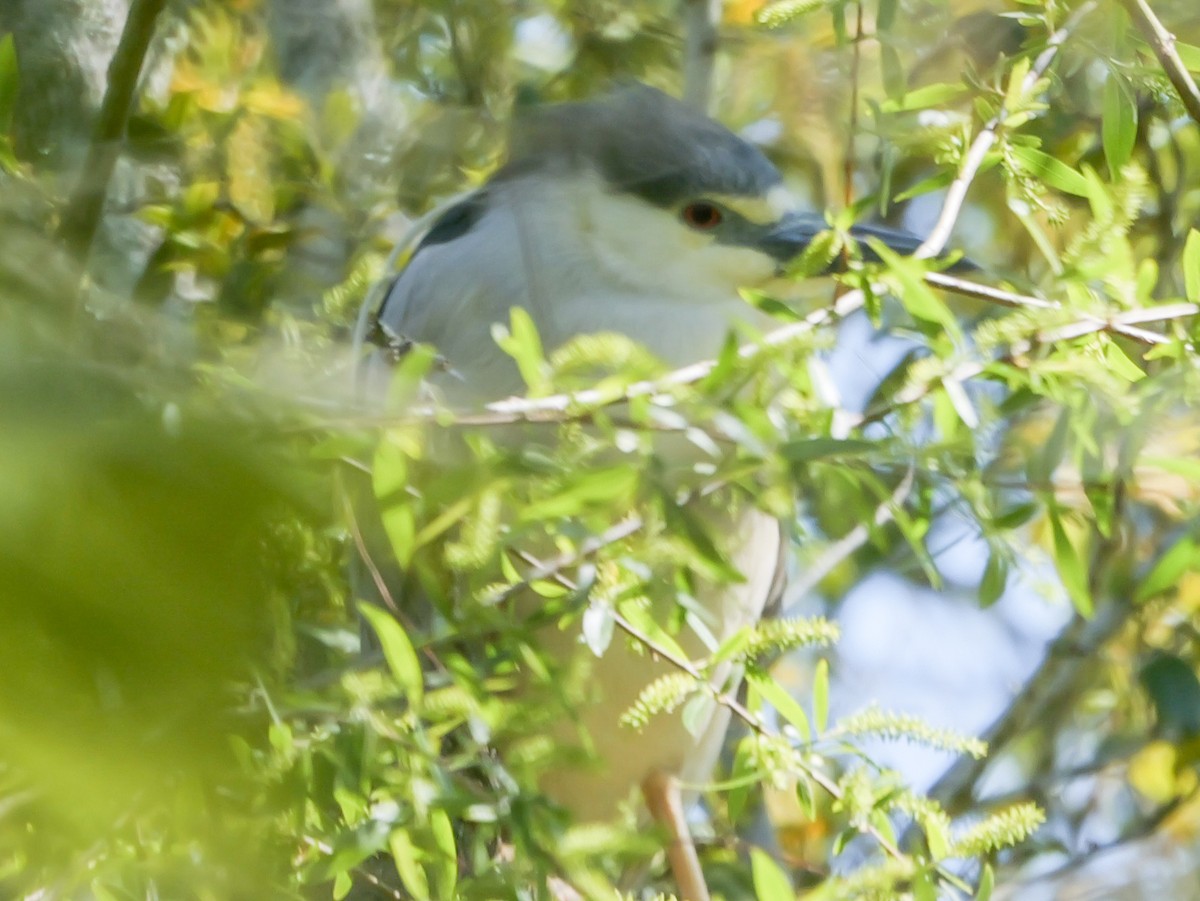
[1184,229,1200,302]
[750,847,793,901]
[1049,510,1092,617]
[359,603,425,707]
[814,658,830,735]
[1102,72,1137,177]
[748,671,812,743]
[1137,533,1200,602]
[1010,146,1090,197]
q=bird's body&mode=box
[380,166,780,397]
[367,84,926,896]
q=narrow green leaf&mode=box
[359,603,425,706]
[727,736,757,823]
[980,551,1007,607]
[1136,533,1200,602]
[913,869,936,901]
[1183,229,1200,302]
[751,848,793,901]
[389,828,431,901]
[976,863,995,901]
[0,35,17,134]
[814,658,830,734]
[429,809,457,898]
[895,170,955,202]
[748,671,811,742]
[780,437,875,462]
[1049,511,1092,617]
[1009,147,1090,197]
[1103,340,1145,382]
[1102,73,1137,177]
[1174,42,1200,70]
[756,0,827,28]
[1003,57,1032,112]
[926,815,952,860]
[878,82,965,113]
[520,465,637,521]
[867,239,961,336]
[333,871,352,900]
[492,307,547,392]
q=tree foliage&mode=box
[2,0,1200,899]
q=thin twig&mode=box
[923,273,1197,348]
[58,0,168,266]
[1120,0,1200,127]
[682,0,720,112]
[915,2,1098,259]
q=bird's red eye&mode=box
[682,202,723,230]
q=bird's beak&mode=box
[762,212,944,271]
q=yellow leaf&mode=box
[227,116,275,223]
[1128,740,1179,804]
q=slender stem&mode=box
[682,0,721,112]
[1120,0,1200,127]
[926,272,1198,348]
[58,0,168,267]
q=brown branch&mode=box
[1120,0,1200,127]
[57,0,168,265]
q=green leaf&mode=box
[1174,42,1200,71]
[429,809,458,898]
[913,869,936,901]
[1003,57,1032,112]
[359,603,425,707]
[727,737,757,823]
[814,658,830,734]
[1183,229,1200,302]
[1136,533,1200,602]
[756,0,828,28]
[747,671,811,743]
[750,848,793,901]
[492,307,547,393]
[980,551,1007,607]
[878,82,965,113]
[977,863,995,901]
[333,871,352,900]
[895,170,955,202]
[1049,511,1092,617]
[781,437,875,462]
[1103,340,1145,383]
[1010,146,1090,197]
[520,465,637,521]
[867,239,961,336]
[926,815,952,860]
[0,34,17,134]
[1102,73,1137,177]
[389,828,431,901]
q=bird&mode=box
[362,83,933,900]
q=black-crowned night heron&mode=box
[365,84,928,900]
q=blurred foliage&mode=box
[3,0,1200,899]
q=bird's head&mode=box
[496,84,929,300]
